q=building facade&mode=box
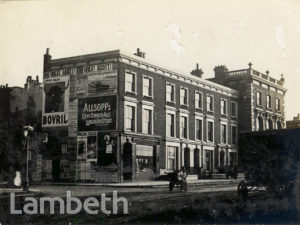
[286,114,300,129]
[209,63,286,132]
[42,49,239,183]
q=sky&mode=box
[0,0,300,120]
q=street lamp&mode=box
[23,125,34,191]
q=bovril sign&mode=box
[42,76,69,127]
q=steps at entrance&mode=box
[212,173,226,179]
[186,175,198,181]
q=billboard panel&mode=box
[78,95,117,131]
[87,71,117,95]
[42,76,69,127]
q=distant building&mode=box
[286,114,300,129]
[42,48,239,183]
[0,76,43,183]
[209,63,286,132]
[10,76,42,114]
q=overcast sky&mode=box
[0,0,300,120]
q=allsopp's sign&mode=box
[78,95,117,131]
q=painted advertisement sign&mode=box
[87,71,117,95]
[78,95,117,131]
[42,76,69,127]
[74,63,117,97]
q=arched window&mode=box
[277,121,282,129]
[268,119,273,130]
[257,116,264,131]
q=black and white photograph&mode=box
[0,0,300,224]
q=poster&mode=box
[42,76,69,127]
[87,135,97,162]
[77,136,87,160]
[87,70,117,95]
[78,95,117,131]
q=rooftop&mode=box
[47,49,239,96]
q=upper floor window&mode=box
[143,76,152,97]
[195,91,203,109]
[207,95,214,112]
[207,121,214,142]
[166,113,175,137]
[276,98,280,111]
[142,108,152,134]
[221,99,227,115]
[125,105,136,131]
[257,91,262,106]
[231,126,237,145]
[180,87,188,105]
[125,71,136,93]
[221,124,227,144]
[231,102,237,117]
[195,118,203,140]
[166,83,175,102]
[180,115,188,139]
[267,95,271,108]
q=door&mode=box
[123,142,132,180]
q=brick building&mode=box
[42,49,239,183]
[286,114,300,129]
[209,63,286,132]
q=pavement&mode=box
[0,178,242,197]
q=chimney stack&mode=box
[190,63,204,78]
[43,48,52,74]
[134,48,145,58]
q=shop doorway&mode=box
[52,160,60,182]
[123,141,132,180]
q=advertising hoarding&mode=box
[78,95,117,131]
[42,76,69,127]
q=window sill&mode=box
[166,100,176,104]
[125,91,137,95]
[143,95,153,99]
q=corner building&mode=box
[42,49,239,183]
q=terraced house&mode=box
[41,48,239,183]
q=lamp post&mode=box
[23,125,34,191]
